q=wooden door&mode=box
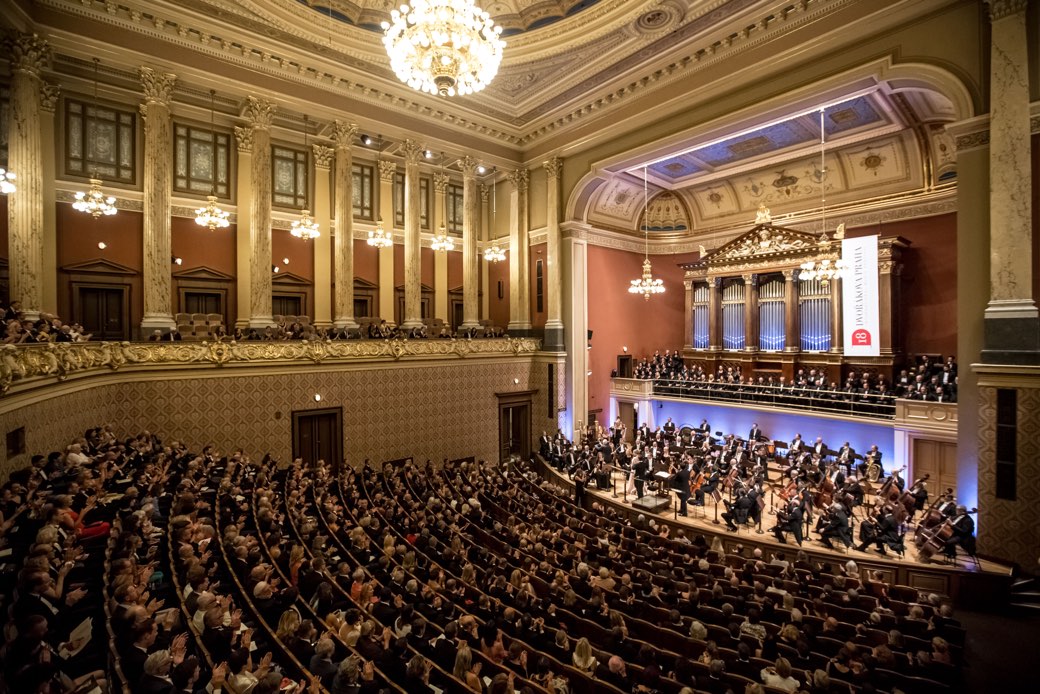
[619,402,636,443]
[911,439,958,499]
[292,408,343,470]
[77,285,128,340]
[499,403,530,462]
[184,291,223,316]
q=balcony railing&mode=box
[0,337,541,397]
[647,378,897,419]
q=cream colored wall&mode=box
[0,356,559,479]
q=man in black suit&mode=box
[722,489,753,531]
[748,423,763,448]
[632,455,648,499]
[812,437,827,458]
[310,637,339,688]
[772,499,804,545]
[663,417,677,442]
[944,506,976,559]
[819,502,852,549]
[674,461,691,516]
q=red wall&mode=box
[587,246,699,420]
[847,213,957,357]
[488,252,510,328]
[1033,133,1040,307]
[171,217,236,276]
[529,242,547,329]
[272,229,314,280]
[447,249,463,291]
[354,239,378,285]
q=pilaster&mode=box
[331,121,359,330]
[400,139,424,329]
[139,66,178,335]
[479,183,490,321]
[233,125,254,328]
[377,161,396,322]
[829,277,843,354]
[312,143,334,328]
[433,171,450,323]
[543,157,564,350]
[683,279,693,350]
[783,269,799,351]
[507,168,531,334]
[743,273,758,352]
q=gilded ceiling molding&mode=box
[0,338,542,396]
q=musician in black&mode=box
[908,476,929,513]
[748,423,763,448]
[936,491,957,518]
[857,509,904,556]
[819,501,853,549]
[747,482,764,526]
[772,499,804,545]
[674,461,691,517]
[574,467,589,508]
[663,417,677,442]
[944,506,976,559]
[693,467,719,507]
[722,489,753,532]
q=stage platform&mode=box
[533,456,1014,608]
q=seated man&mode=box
[721,489,753,532]
[944,506,976,559]
[819,502,852,549]
[771,498,803,546]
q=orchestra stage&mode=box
[531,456,1015,608]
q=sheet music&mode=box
[59,617,93,658]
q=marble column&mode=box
[40,83,59,314]
[332,121,359,330]
[683,280,694,350]
[233,127,254,328]
[311,143,334,328]
[433,171,450,323]
[460,157,481,331]
[400,140,424,329]
[507,168,531,334]
[377,161,396,322]
[4,34,51,322]
[829,277,843,353]
[543,157,564,350]
[783,269,799,351]
[139,67,178,335]
[743,273,758,351]
[244,97,276,329]
[983,0,1038,361]
[479,183,490,321]
[708,277,721,350]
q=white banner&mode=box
[841,235,880,357]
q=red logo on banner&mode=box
[852,329,872,346]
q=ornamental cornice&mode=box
[986,0,1028,21]
[0,338,542,397]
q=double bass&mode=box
[915,508,977,560]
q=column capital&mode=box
[782,268,798,281]
[987,0,1028,20]
[5,33,51,76]
[400,139,425,165]
[507,167,529,193]
[234,126,254,153]
[243,96,276,130]
[331,120,358,149]
[139,66,176,107]
[433,172,450,193]
[40,82,60,113]
[459,156,480,178]
[312,144,335,170]
[683,279,693,290]
[480,183,490,203]
[741,273,757,284]
[378,160,397,183]
[543,156,563,180]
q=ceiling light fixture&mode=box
[628,166,665,300]
[73,58,118,218]
[367,136,394,249]
[431,152,455,252]
[381,0,505,97]
[194,89,231,231]
[484,169,505,262]
[800,108,847,285]
[290,115,320,241]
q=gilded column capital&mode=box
[480,184,490,203]
[399,139,425,165]
[433,172,450,193]
[782,268,798,281]
[507,167,529,193]
[683,279,693,290]
[139,66,177,107]
[40,83,61,113]
[243,96,275,130]
[312,144,335,170]
[234,126,254,153]
[741,273,757,284]
[5,33,51,76]
[459,156,480,179]
[987,0,1028,20]
[543,156,563,180]
[331,120,358,150]
[378,160,397,183]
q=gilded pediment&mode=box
[700,223,823,268]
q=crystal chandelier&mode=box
[431,154,455,251]
[73,178,118,218]
[381,0,506,97]
[290,116,320,240]
[194,90,230,230]
[484,170,504,261]
[74,59,118,219]
[367,221,393,248]
[628,166,665,300]
[0,168,15,194]
[799,109,847,286]
[195,195,230,230]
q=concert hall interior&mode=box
[0,0,1039,693]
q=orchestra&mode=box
[541,415,977,567]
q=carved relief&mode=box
[139,66,177,106]
[312,144,335,169]
[40,83,61,113]
[543,156,563,180]
[378,160,398,183]
[234,126,254,153]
